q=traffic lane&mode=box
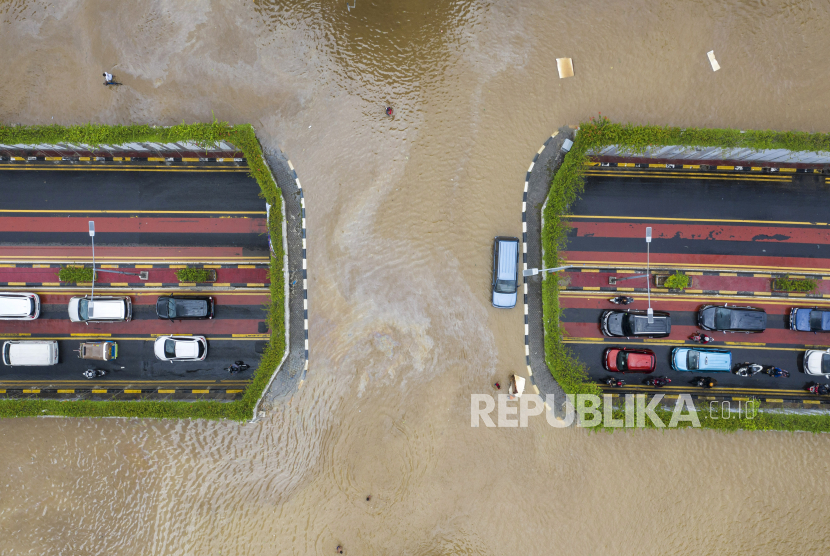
[0,232,268,250]
[0,216,265,234]
[563,271,830,296]
[0,267,269,286]
[560,250,830,273]
[36,292,270,306]
[563,307,790,331]
[566,342,813,391]
[0,170,264,212]
[39,302,267,321]
[565,236,830,262]
[568,220,830,244]
[0,245,270,263]
[0,339,263,382]
[0,318,265,335]
[572,173,822,222]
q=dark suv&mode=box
[601,309,671,338]
[698,304,766,333]
[155,296,215,321]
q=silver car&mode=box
[68,296,132,324]
[0,292,40,320]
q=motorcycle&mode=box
[609,296,634,305]
[808,383,830,396]
[695,377,718,388]
[225,361,251,374]
[646,376,671,387]
[762,366,790,378]
[690,332,714,344]
[734,363,763,377]
[605,377,626,387]
[82,369,107,379]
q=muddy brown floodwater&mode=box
[2,0,830,553]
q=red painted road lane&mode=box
[566,221,830,243]
[0,318,263,335]
[0,216,266,234]
[0,267,269,285]
[561,322,817,346]
[563,271,830,295]
[0,245,263,261]
[562,250,830,272]
[37,293,271,305]
[559,296,797,314]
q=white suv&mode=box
[68,296,132,324]
[0,292,40,320]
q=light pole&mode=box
[88,221,96,300]
[523,265,576,277]
[646,227,653,323]
[86,220,148,286]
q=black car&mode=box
[600,309,671,338]
[697,304,766,333]
[155,296,215,321]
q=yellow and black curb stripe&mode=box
[601,390,830,409]
[564,285,830,299]
[0,387,247,399]
[0,282,270,290]
[585,160,822,174]
[0,155,247,171]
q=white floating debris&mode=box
[509,374,526,399]
[707,50,720,71]
[557,58,574,79]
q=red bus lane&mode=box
[0,266,270,285]
[0,216,266,234]
[561,250,830,273]
[566,220,830,244]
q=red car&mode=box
[603,347,656,373]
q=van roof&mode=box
[7,341,57,365]
[497,239,518,281]
[88,299,126,319]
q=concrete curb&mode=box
[523,128,575,412]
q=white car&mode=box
[804,349,830,376]
[0,292,40,320]
[154,335,207,362]
[68,296,132,323]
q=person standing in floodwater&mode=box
[103,72,114,85]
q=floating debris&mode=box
[556,58,574,79]
[707,50,720,71]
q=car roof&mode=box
[727,307,766,329]
[88,298,125,319]
[496,239,518,281]
[631,313,670,333]
[627,352,654,369]
[0,295,32,316]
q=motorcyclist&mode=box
[610,296,634,305]
[819,384,830,396]
[695,377,717,388]
[605,377,625,387]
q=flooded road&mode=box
[2,0,830,553]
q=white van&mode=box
[2,340,59,366]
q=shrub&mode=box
[663,272,690,289]
[175,268,214,282]
[59,266,94,282]
[773,275,817,292]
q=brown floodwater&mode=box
[2,0,830,553]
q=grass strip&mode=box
[0,121,286,422]
[542,116,830,431]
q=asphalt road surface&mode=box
[561,167,830,397]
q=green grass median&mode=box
[0,122,286,422]
[542,116,830,432]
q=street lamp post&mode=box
[646,227,653,323]
[88,221,95,300]
[86,220,148,294]
[523,265,576,277]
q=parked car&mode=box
[790,307,830,332]
[603,347,656,373]
[491,236,520,309]
[153,335,207,362]
[2,340,58,366]
[697,304,766,333]
[600,309,671,338]
[671,347,732,372]
[156,296,215,321]
[68,296,132,324]
[804,348,830,376]
[0,292,40,320]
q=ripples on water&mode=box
[1,0,830,554]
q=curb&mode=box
[287,159,310,372]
